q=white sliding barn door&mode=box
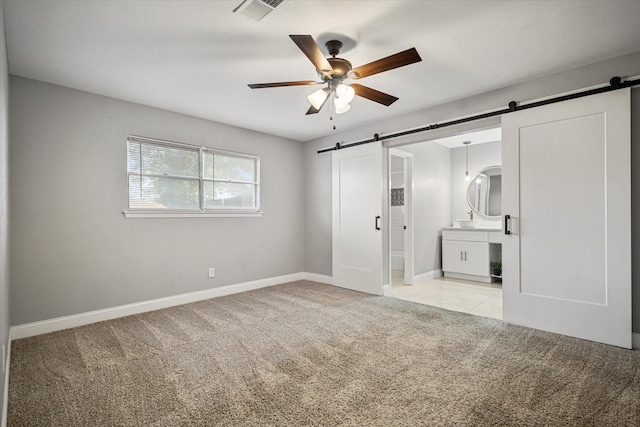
[502,89,631,348]
[332,141,384,295]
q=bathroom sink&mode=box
[456,219,480,228]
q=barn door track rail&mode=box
[317,76,640,154]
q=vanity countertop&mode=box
[443,227,501,232]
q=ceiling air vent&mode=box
[233,0,284,22]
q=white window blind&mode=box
[126,136,260,215]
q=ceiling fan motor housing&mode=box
[326,57,352,80]
[317,40,353,81]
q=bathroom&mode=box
[388,127,503,319]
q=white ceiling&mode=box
[431,127,501,149]
[4,1,640,142]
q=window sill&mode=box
[122,210,263,218]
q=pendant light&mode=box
[463,140,471,181]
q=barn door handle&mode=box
[504,214,512,235]
[375,216,381,230]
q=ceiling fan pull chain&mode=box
[330,94,337,130]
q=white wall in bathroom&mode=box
[450,141,502,224]
[401,141,451,276]
[390,154,405,263]
[390,207,404,252]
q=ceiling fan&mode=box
[248,35,422,115]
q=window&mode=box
[125,136,260,217]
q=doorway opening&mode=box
[387,149,414,291]
[386,128,503,320]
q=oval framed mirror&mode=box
[466,165,502,219]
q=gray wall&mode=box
[400,142,450,276]
[450,140,502,224]
[7,48,640,335]
[0,0,10,418]
[9,76,305,325]
[303,51,640,333]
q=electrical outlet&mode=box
[208,267,215,278]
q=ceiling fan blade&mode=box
[351,84,399,106]
[248,80,322,89]
[289,35,333,77]
[306,105,320,115]
[350,48,422,79]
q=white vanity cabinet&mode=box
[442,229,501,283]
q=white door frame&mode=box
[388,149,414,286]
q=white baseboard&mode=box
[413,269,443,285]
[383,284,392,296]
[10,272,331,340]
[2,329,11,427]
[10,268,634,341]
[302,272,332,285]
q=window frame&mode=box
[124,135,262,218]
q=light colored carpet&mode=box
[8,281,640,426]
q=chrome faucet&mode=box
[468,210,474,220]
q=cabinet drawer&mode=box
[443,230,488,242]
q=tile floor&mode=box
[388,270,503,320]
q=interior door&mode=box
[502,89,631,348]
[332,141,384,295]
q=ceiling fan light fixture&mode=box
[308,88,328,109]
[248,35,422,117]
[334,98,351,114]
[336,83,355,103]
